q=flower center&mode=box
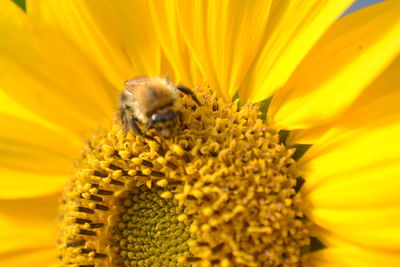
[58,88,310,266]
[114,186,191,266]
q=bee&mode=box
[119,76,201,140]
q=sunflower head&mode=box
[58,88,309,266]
[2,0,399,266]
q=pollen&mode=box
[58,88,310,266]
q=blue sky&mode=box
[344,0,384,15]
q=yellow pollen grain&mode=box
[142,168,152,176]
[201,224,211,232]
[171,144,185,156]
[118,151,131,160]
[131,157,142,164]
[191,189,203,199]
[57,87,309,267]
[201,207,213,217]
[161,191,173,199]
[177,214,189,222]
[156,179,169,187]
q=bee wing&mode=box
[124,75,149,91]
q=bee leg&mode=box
[176,85,202,106]
[130,118,159,143]
[177,110,184,129]
[146,121,154,130]
[119,105,129,131]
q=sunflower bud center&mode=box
[114,186,191,266]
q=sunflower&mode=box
[1,0,399,266]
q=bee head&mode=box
[150,111,179,138]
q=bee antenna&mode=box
[176,85,202,106]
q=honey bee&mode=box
[119,76,201,140]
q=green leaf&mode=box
[12,0,26,11]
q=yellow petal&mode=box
[313,227,400,256]
[0,88,44,125]
[0,88,82,147]
[310,226,354,248]
[28,0,161,84]
[301,121,400,194]
[0,247,57,267]
[0,194,58,253]
[244,0,355,102]
[300,128,400,249]
[0,113,75,172]
[148,0,201,86]
[0,113,73,198]
[269,0,400,130]
[297,52,400,251]
[309,227,400,265]
[0,167,67,199]
[308,247,400,267]
[299,57,400,190]
[0,113,78,159]
[305,162,400,209]
[290,55,400,144]
[0,0,114,139]
[308,207,400,250]
[300,129,400,248]
[176,0,273,99]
